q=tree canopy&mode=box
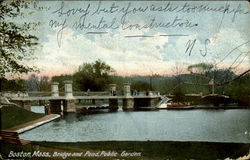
[0,0,40,78]
[0,77,26,91]
[73,60,115,91]
[26,74,50,92]
[187,63,214,74]
[131,81,152,91]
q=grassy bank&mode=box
[0,141,249,160]
[0,105,44,129]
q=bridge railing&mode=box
[27,92,51,97]
[115,91,123,96]
[26,91,113,97]
[2,91,29,98]
[73,91,110,96]
[2,90,161,98]
[151,91,161,96]
[132,91,160,96]
[2,91,59,98]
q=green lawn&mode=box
[0,105,44,129]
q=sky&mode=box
[12,0,250,77]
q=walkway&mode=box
[11,95,161,101]
[7,114,61,133]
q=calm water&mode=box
[31,106,45,114]
[21,107,250,143]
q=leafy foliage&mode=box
[0,0,40,78]
[1,74,50,92]
[0,77,26,91]
[187,63,214,74]
[205,69,236,84]
[26,74,50,91]
[73,60,115,91]
[224,73,250,105]
[172,88,186,103]
[164,63,249,105]
[131,81,152,91]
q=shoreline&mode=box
[157,105,250,110]
[6,114,61,134]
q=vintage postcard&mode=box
[0,0,249,159]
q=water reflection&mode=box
[21,108,250,143]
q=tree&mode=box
[131,81,152,91]
[39,75,50,91]
[172,88,186,103]
[224,73,250,106]
[168,62,186,95]
[187,63,214,74]
[0,0,40,79]
[1,77,26,91]
[26,74,39,91]
[73,60,115,91]
[185,62,250,105]
[26,74,50,92]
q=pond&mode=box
[21,107,250,143]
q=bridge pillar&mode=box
[134,97,160,109]
[13,100,31,111]
[123,83,131,97]
[109,84,117,96]
[122,83,134,111]
[148,97,160,107]
[123,98,134,111]
[49,100,62,114]
[63,80,76,113]
[63,99,76,113]
[109,84,118,110]
[92,99,96,105]
[109,99,118,110]
[51,82,59,97]
[50,82,63,114]
[64,80,74,99]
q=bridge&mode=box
[4,81,161,114]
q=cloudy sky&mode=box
[18,0,250,77]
